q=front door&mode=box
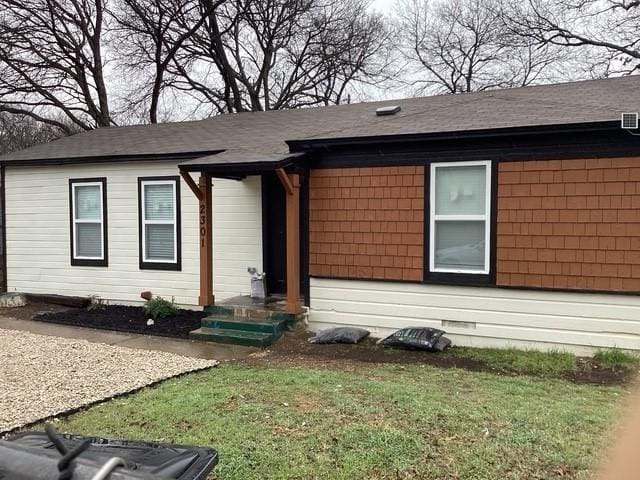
[262,173,287,296]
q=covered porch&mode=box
[178,150,307,325]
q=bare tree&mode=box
[395,0,564,94]
[166,0,392,114]
[0,0,113,133]
[0,113,68,155]
[503,0,640,76]
[111,0,227,123]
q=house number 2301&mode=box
[199,204,207,248]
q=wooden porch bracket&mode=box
[277,171,301,314]
[198,175,214,306]
[180,170,204,201]
[276,168,294,195]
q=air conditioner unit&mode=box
[621,112,639,129]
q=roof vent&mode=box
[376,105,401,116]
[621,112,639,129]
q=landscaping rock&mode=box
[0,328,217,434]
[0,293,26,308]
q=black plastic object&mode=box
[310,327,370,344]
[378,327,452,351]
[1,430,218,480]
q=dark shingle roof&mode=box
[1,75,638,165]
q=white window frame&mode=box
[429,160,491,275]
[71,181,105,261]
[141,179,178,264]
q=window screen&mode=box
[430,162,490,274]
[70,179,106,265]
[139,178,180,269]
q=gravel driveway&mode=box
[0,328,217,433]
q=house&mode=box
[2,76,640,353]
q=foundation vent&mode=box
[442,320,476,330]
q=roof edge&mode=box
[287,120,621,151]
[0,150,225,167]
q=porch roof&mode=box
[177,149,305,176]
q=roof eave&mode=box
[0,150,225,167]
[286,120,621,151]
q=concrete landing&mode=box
[0,315,258,361]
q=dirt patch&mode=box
[244,326,636,386]
[1,302,70,321]
[32,305,206,339]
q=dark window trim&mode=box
[423,160,493,286]
[1,166,7,291]
[138,176,181,271]
[69,177,108,267]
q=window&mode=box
[70,178,107,266]
[138,177,181,270]
[429,161,491,275]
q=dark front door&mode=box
[262,173,286,296]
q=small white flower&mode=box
[146,319,155,326]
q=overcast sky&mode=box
[369,0,395,14]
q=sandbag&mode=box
[310,327,370,344]
[378,327,452,352]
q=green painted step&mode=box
[201,316,287,335]
[190,327,276,347]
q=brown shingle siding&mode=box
[497,157,640,292]
[309,166,424,281]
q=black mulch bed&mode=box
[33,305,206,339]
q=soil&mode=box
[32,305,206,339]
[245,325,637,386]
[3,302,71,321]
[18,302,638,386]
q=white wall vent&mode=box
[621,112,639,129]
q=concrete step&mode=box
[201,316,287,335]
[204,304,298,323]
[189,327,276,348]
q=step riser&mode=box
[204,305,298,323]
[201,317,286,334]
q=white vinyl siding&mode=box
[141,180,177,264]
[430,161,491,274]
[5,163,263,306]
[212,176,263,300]
[309,278,640,354]
[70,180,105,262]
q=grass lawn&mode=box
[52,357,625,480]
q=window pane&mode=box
[75,185,101,220]
[76,223,102,258]
[435,165,486,215]
[145,224,175,261]
[144,184,174,221]
[434,221,485,271]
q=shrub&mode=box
[593,349,639,370]
[144,296,179,319]
[87,295,105,312]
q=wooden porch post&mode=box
[282,171,301,314]
[198,175,214,306]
